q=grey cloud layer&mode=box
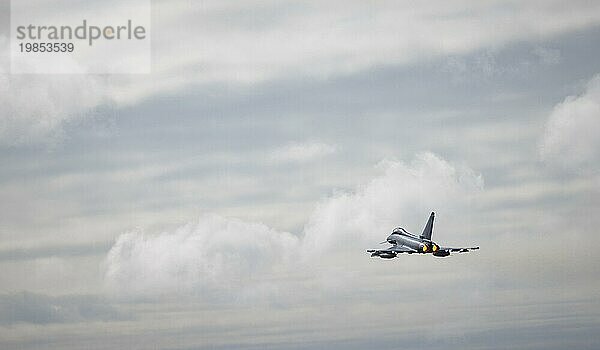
[0,292,126,325]
[0,242,111,262]
[3,1,600,145]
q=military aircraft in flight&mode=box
[367,212,479,258]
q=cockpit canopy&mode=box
[392,227,409,235]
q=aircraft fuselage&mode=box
[386,228,440,254]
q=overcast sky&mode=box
[1,1,600,349]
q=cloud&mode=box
[0,292,126,325]
[540,74,600,170]
[0,242,112,262]
[532,47,562,66]
[147,0,600,85]
[104,153,483,299]
[4,1,600,146]
[301,153,483,258]
[0,36,110,146]
[269,141,337,163]
[104,214,300,299]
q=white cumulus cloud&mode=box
[104,214,299,298]
[104,153,483,299]
[301,153,483,259]
[540,74,600,170]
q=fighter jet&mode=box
[367,212,479,258]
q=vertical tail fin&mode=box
[421,212,435,240]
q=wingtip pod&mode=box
[459,247,480,253]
